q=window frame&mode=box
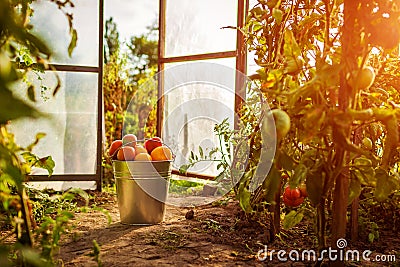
[157,0,249,179]
[28,0,104,191]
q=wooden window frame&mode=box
[28,0,104,191]
[157,0,249,179]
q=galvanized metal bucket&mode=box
[112,160,171,225]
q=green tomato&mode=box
[348,66,376,91]
[362,137,373,150]
[262,109,291,141]
[284,56,304,75]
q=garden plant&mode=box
[183,0,400,260]
[1,0,400,266]
[0,0,92,266]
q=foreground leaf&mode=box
[0,87,42,123]
[283,210,304,230]
[374,168,400,202]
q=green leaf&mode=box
[348,172,362,205]
[27,85,36,102]
[68,29,78,57]
[36,132,46,140]
[179,164,189,174]
[374,168,400,202]
[0,87,42,123]
[3,163,24,187]
[262,165,281,203]
[21,151,38,165]
[351,157,376,186]
[65,188,89,206]
[277,151,295,171]
[61,192,75,201]
[298,13,321,28]
[305,164,325,205]
[199,146,204,158]
[20,246,53,267]
[0,52,12,78]
[272,8,283,24]
[368,233,375,243]
[250,7,263,16]
[316,62,341,87]
[252,22,263,32]
[289,163,307,189]
[284,30,301,58]
[283,210,304,230]
[52,77,62,96]
[301,107,325,138]
[238,181,252,213]
[36,156,55,176]
[24,32,52,56]
[266,0,281,9]
[26,132,46,152]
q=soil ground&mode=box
[55,191,400,267]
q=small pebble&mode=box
[185,209,194,220]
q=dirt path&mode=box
[58,196,263,267]
[57,192,399,267]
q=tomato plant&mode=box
[244,0,400,250]
[175,0,400,255]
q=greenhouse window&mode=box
[10,0,104,191]
[157,0,248,178]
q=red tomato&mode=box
[299,184,308,198]
[283,194,305,207]
[283,186,304,207]
[144,137,163,153]
[284,186,302,200]
[108,140,123,159]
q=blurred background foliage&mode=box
[102,18,158,184]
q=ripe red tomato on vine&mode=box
[283,186,304,207]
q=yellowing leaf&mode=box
[272,8,283,24]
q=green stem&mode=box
[17,187,33,247]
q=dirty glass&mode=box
[30,0,99,66]
[161,58,237,176]
[10,71,98,175]
[165,0,237,57]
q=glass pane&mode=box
[247,0,261,76]
[10,71,98,175]
[104,0,159,41]
[249,0,259,7]
[30,0,99,66]
[247,49,259,76]
[162,59,237,176]
[165,0,237,57]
